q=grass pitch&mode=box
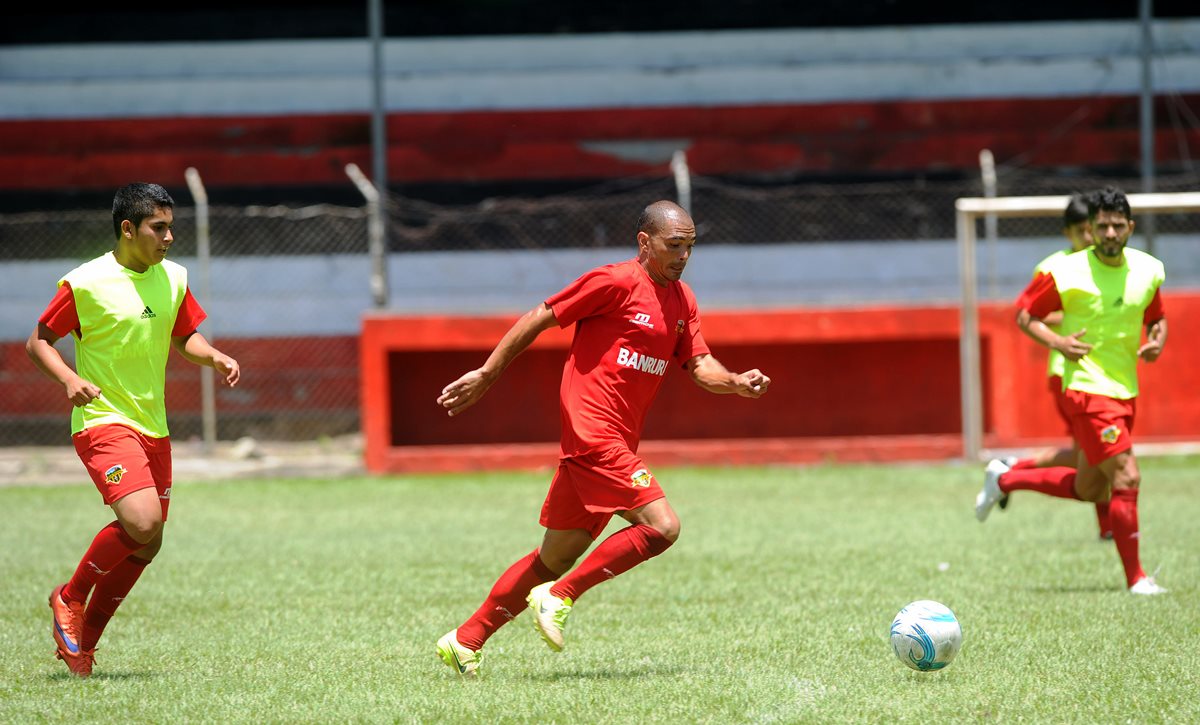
[1,456,1198,723]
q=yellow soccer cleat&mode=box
[527,582,573,652]
[436,629,482,677]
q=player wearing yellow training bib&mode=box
[974,187,1168,596]
[997,192,1113,540]
[26,183,242,677]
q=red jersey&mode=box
[546,258,710,457]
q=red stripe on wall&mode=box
[2,96,1196,190]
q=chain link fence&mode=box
[2,169,1197,446]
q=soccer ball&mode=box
[889,600,962,671]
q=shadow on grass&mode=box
[1027,584,1121,594]
[521,664,685,682]
[48,670,156,682]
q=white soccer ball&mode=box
[889,600,962,672]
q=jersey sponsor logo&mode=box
[616,347,668,376]
[140,305,157,319]
[1100,425,1121,444]
[631,312,654,329]
[630,468,653,488]
[104,464,128,485]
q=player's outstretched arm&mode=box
[171,332,240,386]
[438,303,559,417]
[685,353,770,398]
[1138,318,1167,362]
[25,323,102,406]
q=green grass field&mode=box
[2,456,1198,723]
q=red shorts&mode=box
[73,424,173,519]
[1062,390,1136,466]
[539,446,666,539]
[1048,375,1073,436]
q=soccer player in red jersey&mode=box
[975,187,1167,595]
[27,183,240,676]
[997,192,1113,539]
[434,200,771,675]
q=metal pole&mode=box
[671,150,692,216]
[1139,0,1156,254]
[345,163,386,308]
[367,0,390,306]
[184,167,218,454]
[979,149,999,300]
[956,205,983,462]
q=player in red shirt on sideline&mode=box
[27,183,240,677]
[435,200,771,676]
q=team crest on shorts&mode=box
[675,320,685,334]
[1100,425,1121,444]
[104,464,128,485]
[630,468,653,488]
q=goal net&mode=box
[955,191,1200,461]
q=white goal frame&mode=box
[955,191,1200,462]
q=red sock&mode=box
[1095,501,1112,539]
[551,524,673,602]
[1008,458,1037,471]
[455,549,556,651]
[997,467,1079,499]
[62,521,144,605]
[1108,488,1146,587]
[80,555,150,651]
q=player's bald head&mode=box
[637,200,692,237]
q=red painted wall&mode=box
[1,336,358,430]
[361,295,1200,472]
[4,96,1197,191]
[6,295,1195,467]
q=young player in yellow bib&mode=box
[26,183,241,676]
[996,192,1113,540]
[975,187,1167,595]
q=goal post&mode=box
[955,191,1200,462]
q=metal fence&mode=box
[2,169,1197,446]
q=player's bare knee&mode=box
[122,516,163,545]
[652,517,680,543]
[1113,470,1140,491]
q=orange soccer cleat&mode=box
[49,584,92,677]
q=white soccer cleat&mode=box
[975,458,1011,522]
[436,629,482,677]
[527,581,573,652]
[1129,577,1168,596]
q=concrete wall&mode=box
[4,21,1200,119]
[6,237,1199,341]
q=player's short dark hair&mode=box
[112,182,174,239]
[637,200,687,238]
[1089,186,1132,221]
[636,205,660,237]
[1063,193,1091,227]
